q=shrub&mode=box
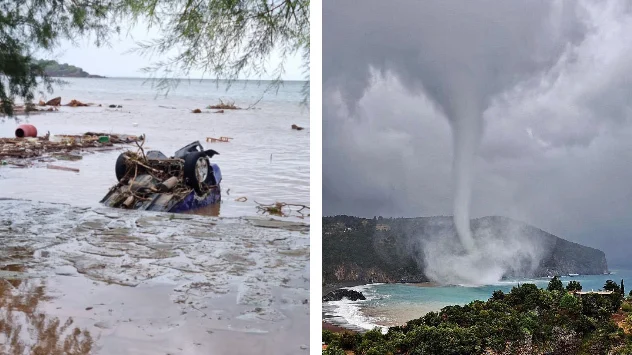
[322,330,337,345]
[322,345,346,355]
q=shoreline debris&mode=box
[45,97,62,106]
[46,164,80,173]
[205,136,233,143]
[255,201,310,218]
[15,124,38,138]
[66,99,89,107]
[206,99,241,110]
[291,124,304,131]
[1,132,142,161]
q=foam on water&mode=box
[323,284,389,333]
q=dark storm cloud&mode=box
[323,0,632,265]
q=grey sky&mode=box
[323,0,632,266]
[46,23,304,80]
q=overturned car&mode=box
[100,141,222,212]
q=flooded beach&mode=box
[0,78,309,219]
[0,78,310,354]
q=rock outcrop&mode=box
[322,289,366,302]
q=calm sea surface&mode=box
[0,77,309,219]
[323,270,632,332]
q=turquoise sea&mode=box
[323,270,632,332]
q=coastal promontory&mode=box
[323,215,608,285]
[35,60,105,78]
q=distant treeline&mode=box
[34,60,104,78]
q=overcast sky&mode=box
[45,23,304,80]
[323,0,632,266]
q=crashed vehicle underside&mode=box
[100,141,222,212]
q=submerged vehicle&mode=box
[100,141,222,212]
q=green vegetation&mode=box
[33,60,103,78]
[0,0,118,116]
[567,280,583,292]
[323,279,632,355]
[323,216,423,284]
[547,276,564,292]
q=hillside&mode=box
[35,60,105,78]
[322,215,608,285]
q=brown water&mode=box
[0,79,310,354]
[0,78,309,220]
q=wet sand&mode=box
[0,199,310,354]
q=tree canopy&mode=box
[547,276,564,292]
[121,0,310,102]
[567,280,583,292]
[0,0,119,116]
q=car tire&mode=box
[184,152,214,195]
[115,153,129,181]
[115,153,145,181]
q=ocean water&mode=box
[323,270,632,332]
[0,77,309,219]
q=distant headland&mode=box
[35,60,105,78]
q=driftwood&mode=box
[65,99,89,107]
[157,177,179,192]
[122,195,135,208]
[205,136,233,143]
[0,133,141,160]
[206,99,241,110]
[255,201,310,218]
[45,97,61,106]
[46,164,79,173]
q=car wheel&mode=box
[115,153,129,181]
[184,152,213,194]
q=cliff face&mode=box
[322,215,608,285]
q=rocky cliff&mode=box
[323,215,608,285]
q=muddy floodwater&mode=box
[0,79,310,354]
[0,78,309,219]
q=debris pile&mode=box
[206,99,241,110]
[255,201,310,218]
[108,150,199,208]
[0,133,141,160]
[65,99,89,107]
[205,136,233,143]
[45,97,61,106]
